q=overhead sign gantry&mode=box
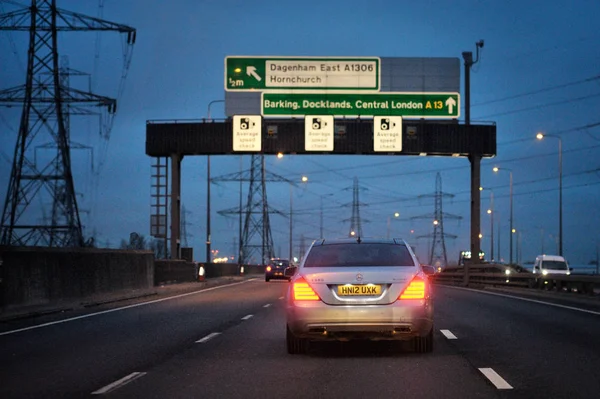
[148,55,494,262]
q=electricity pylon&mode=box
[214,155,293,264]
[344,177,368,237]
[0,0,136,246]
[411,173,461,267]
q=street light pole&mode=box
[206,156,211,263]
[320,196,324,239]
[558,137,562,256]
[536,133,563,256]
[493,166,514,264]
[509,170,513,264]
[496,211,501,262]
[488,190,494,261]
[387,216,391,239]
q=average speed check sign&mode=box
[305,115,334,151]
[374,116,402,152]
[233,115,262,152]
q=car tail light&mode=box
[399,277,426,300]
[266,266,272,272]
[293,277,320,301]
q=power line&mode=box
[478,92,600,119]
[269,122,600,185]
[271,141,600,211]
[0,2,25,73]
[472,75,600,107]
[492,35,600,65]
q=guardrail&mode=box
[432,264,600,296]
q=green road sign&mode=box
[225,56,380,91]
[261,92,460,118]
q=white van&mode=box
[532,255,571,276]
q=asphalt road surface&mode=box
[1,278,599,398]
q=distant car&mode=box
[532,254,571,276]
[265,258,291,282]
[285,237,434,354]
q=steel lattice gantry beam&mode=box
[146,119,495,157]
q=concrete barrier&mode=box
[203,263,266,278]
[0,246,154,312]
[154,259,197,284]
[0,246,270,316]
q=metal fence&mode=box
[432,264,600,296]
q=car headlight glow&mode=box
[542,270,548,276]
[505,269,511,275]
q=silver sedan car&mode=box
[285,237,434,354]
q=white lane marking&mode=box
[444,285,600,316]
[0,279,256,337]
[440,329,458,339]
[279,296,285,300]
[196,332,221,343]
[92,372,147,394]
[241,314,254,320]
[478,368,513,390]
[263,303,271,308]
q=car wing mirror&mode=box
[284,266,298,277]
[421,265,436,276]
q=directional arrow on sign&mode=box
[246,66,262,82]
[445,97,456,114]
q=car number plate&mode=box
[337,284,381,296]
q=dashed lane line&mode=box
[91,372,147,395]
[263,304,271,308]
[241,314,254,320]
[478,368,513,389]
[196,332,221,343]
[440,329,458,339]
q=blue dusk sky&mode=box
[1,0,599,266]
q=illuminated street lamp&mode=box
[493,166,514,264]
[536,132,563,256]
[386,212,400,239]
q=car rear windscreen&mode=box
[272,260,289,267]
[303,243,416,267]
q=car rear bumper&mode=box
[286,299,433,341]
[266,272,288,280]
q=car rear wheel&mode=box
[286,325,308,354]
[414,327,433,353]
